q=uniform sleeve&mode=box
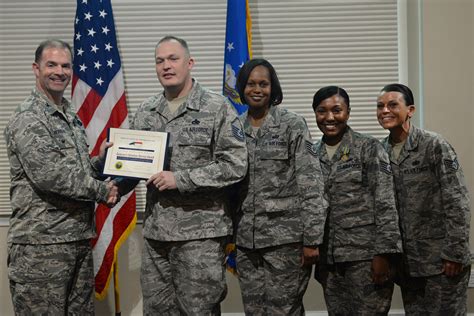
[174,100,248,192]
[5,113,109,203]
[294,118,327,246]
[434,138,471,264]
[365,141,402,255]
[90,155,106,179]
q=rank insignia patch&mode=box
[380,161,392,175]
[232,124,245,142]
[444,158,459,171]
[305,140,317,157]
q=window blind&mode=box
[0,0,401,217]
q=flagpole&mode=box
[114,260,121,316]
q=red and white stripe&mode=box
[72,69,137,300]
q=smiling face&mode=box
[155,39,194,98]
[376,91,415,131]
[315,94,350,145]
[244,65,272,111]
[33,46,72,104]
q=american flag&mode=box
[72,0,137,301]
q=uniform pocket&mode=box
[259,146,289,160]
[177,129,212,146]
[335,213,375,248]
[8,244,73,283]
[175,126,213,164]
[338,211,374,229]
[333,164,362,184]
[263,196,298,213]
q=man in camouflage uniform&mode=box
[234,58,327,315]
[4,39,119,315]
[377,83,471,315]
[312,86,402,315]
[122,36,247,315]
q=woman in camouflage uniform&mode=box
[234,58,327,315]
[312,86,402,315]
[377,83,471,315]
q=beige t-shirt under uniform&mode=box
[167,95,188,114]
[391,140,406,161]
[325,141,342,160]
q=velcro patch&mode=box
[444,158,459,172]
[380,161,392,175]
[305,140,317,157]
[232,124,245,142]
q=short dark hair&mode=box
[380,83,414,106]
[236,58,283,106]
[156,35,190,57]
[312,86,350,112]
[34,39,72,63]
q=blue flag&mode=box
[223,0,252,115]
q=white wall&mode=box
[422,0,473,212]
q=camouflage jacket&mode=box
[4,89,109,244]
[235,106,327,249]
[381,123,471,276]
[315,127,402,265]
[131,80,248,241]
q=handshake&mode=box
[104,180,121,208]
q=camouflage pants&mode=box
[395,262,470,315]
[315,260,394,316]
[236,243,311,315]
[141,237,227,316]
[7,240,94,316]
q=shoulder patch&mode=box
[232,124,245,142]
[305,140,317,157]
[379,161,392,175]
[444,158,459,171]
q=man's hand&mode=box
[301,246,319,267]
[146,171,177,191]
[98,139,113,161]
[442,259,463,277]
[372,255,390,285]
[105,181,120,208]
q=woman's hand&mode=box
[372,255,391,285]
[442,259,463,277]
[301,246,319,267]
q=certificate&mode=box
[103,128,168,179]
